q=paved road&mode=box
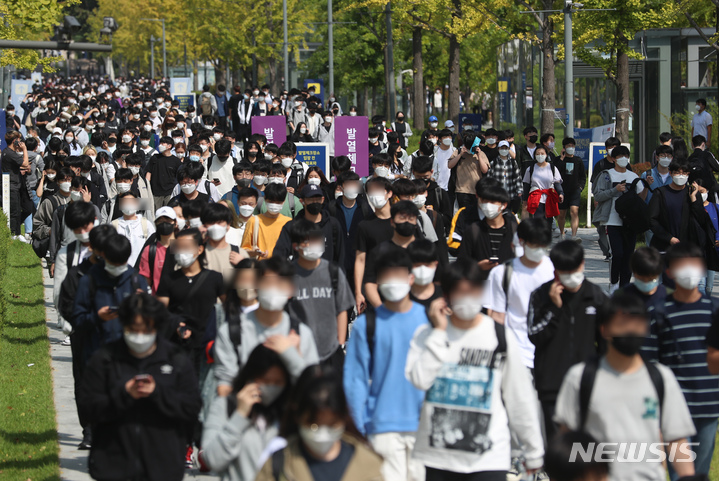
[44,228,715,480]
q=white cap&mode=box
[155,206,177,220]
[498,140,510,148]
[53,127,63,134]
[444,120,455,128]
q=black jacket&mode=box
[78,338,202,481]
[328,196,372,283]
[648,185,707,251]
[527,279,606,400]
[272,207,345,265]
[425,179,452,236]
[456,213,517,280]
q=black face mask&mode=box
[397,117,404,122]
[394,221,415,237]
[528,134,538,144]
[305,202,323,216]
[236,178,252,189]
[611,334,645,357]
[248,152,257,158]
[156,222,175,236]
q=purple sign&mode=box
[335,116,369,177]
[251,116,287,146]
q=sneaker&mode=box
[572,235,583,244]
[603,255,612,262]
[61,336,71,346]
[609,282,619,294]
[78,430,92,450]
[194,450,211,473]
[16,235,30,244]
[185,446,194,468]
[559,232,566,241]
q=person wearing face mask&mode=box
[111,192,155,266]
[213,256,320,398]
[354,177,395,313]
[202,203,248,284]
[517,126,539,175]
[434,129,459,193]
[32,168,75,266]
[146,136,182,208]
[363,201,420,309]
[392,178,441,249]
[688,134,719,192]
[285,220,354,370]
[641,145,674,215]
[272,184,345,265]
[523,145,564,230]
[207,139,237,197]
[258,164,303,218]
[527,240,606,443]
[123,154,154,217]
[77,292,202,481]
[452,131,490,211]
[593,145,646,291]
[554,292,697,481]
[458,183,518,280]
[412,155,453,233]
[101,168,136,223]
[256,365,383,481]
[292,121,314,143]
[201,344,292,481]
[555,138,586,242]
[624,246,668,310]
[72,234,149,367]
[171,164,212,206]
[315,111,336,156]
[391,111,413,150]
[486,140,523,214]
[485,218,555,369]
[407,262,544,480]
[276,142,309,195]
[137,206,178,294]
[407,239,443,307]
[240,183,292,259]
[540,133,557,163]
[643,243,719,481]
[287,95,310,134]
[589,137,623,261]
[37,159,60,202]
[480,128,500,159]
[694,178,719,294]
[223,162,256,217]
[343,250,429,481]
[692,98,713,147]
[648,158,706,256]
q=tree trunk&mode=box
[615,46,630,143]
[371,85,378,117]
[384,45,391,116]
[412,26,425,130]
[540,13,555,135]
[269,57,279,94]
[448,33,460,122]
[215,59,227,87]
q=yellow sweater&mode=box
[240,213,291,258]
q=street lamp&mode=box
[141,18,166,79]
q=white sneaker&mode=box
[609,282,619,294]
[572,235,583,244]
[17,235,30,244]
[61,336,71,346]
[559,233,566,241]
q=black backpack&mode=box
[614,178,652,233]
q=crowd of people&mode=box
[2,76,719,481]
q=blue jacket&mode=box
[344,303,428,435]
[641,166,672,203]
[72,263,148,363]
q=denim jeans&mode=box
[668,417,718,480]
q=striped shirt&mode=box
[642,296,719,418]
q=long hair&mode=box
[223,258,260,321]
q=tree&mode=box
[0,0,80,71]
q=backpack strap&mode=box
[205,179,212,196]
[271,448,285,481]
[644,360,665,424]
[148,240,157,288]
[579,356,600,430]
[289,192,296,218]
[501,259,514,312]
[140,217,149,239]
[365,306,377,371]
[435,186,443,212]
[328,261,339,292]
[67,240,78,268]
[228,311,243,350]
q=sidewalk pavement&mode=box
[44,265,218,480]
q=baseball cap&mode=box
[498,140,510,148]
[301,184,324,199]
[429,116,438,122]
[155,206,177,220]
[445,120,455,128]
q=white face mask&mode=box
[547,141,555,150]
[258,287,290,311]
[559,271,584,289]
[349,112,357,116]
[59,181,72,193]
[368,194,388,209]
[116,182,132,194]
[266,203,283,214]
[615,157,629,168]
[673,265,705,290]
[451,296,483,322]
[129,166,140,175]
[122,135,132,143]
[47,173,57,181]
[535,154,547,163]
[268,177,284,185]
[378,281,411,302]
[207,224,228,241]
[213,133,222,141]
[299,425,344,456]
[300,127,307,134]
[658,157,672,168]
[479,202,502,220]
[124,331,156,354]
[498,148,510,157]
[239,205,255,218]
[181,183,197,195]
[374,166,390,178]
[343,187,359,200]
[672,174,688,186]
[524,245,547,263]
[565,147,576,156]
[307,177,321,186]
[335,191,343,199]
[189,218,203,228]
[369,137,378,144]
[253,175,267,185]
[105,263,128,277]
[158,144,168,153]
[430,122,438,128]
[200,144,209,152]
[258,383,284,406]
[280,157,293,168]
[324,116,332,123]
[143,124,152,132]
[300,243,325,261]
[174,251,197,268]
[442,138,452,146]
[75,230,91,243]
[412,265,436,286]
[701,192,709,202]
[429,138,437,145]
[413,194,427,207]
[70,191,83,202]
[121,204,138,216]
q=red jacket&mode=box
[527,189,560,217]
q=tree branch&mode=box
[406,9,451,38]
[515,0,545,28]
[684,10,719,52]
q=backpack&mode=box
[614,177,652,234]
[527,161,558,185]
[31,195,62,258]
[200,94,213,116]
[579,356,664,430]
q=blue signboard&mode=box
[572,128,593,170]
[497,77,510,124]
[304,79,325,106]
[295,142,330,176]
[458,114,483,132]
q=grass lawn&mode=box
[0,241,60,480]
